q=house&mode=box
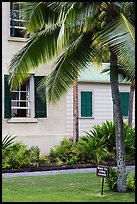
[2,2,135,155]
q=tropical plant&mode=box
[49,137,77,164]
[8,2,135,192]
[126,172,135,192]
[84,121,135,162]
[38,154,51,166]
[124,123,135,161]
[2,141,41,169]
[106,167,135,192]
[105,166,118,192]
[87,121,116,154]
[2,133,16,150]
[76,135,110,164]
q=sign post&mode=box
[96,165,109,195]
[101,177,104,195]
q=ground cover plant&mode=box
[2,170,135,202]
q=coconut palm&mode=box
[8,2,135,192]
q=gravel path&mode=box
[2,165,135,178]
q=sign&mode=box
[96,165,109,178]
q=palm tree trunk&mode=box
[128,80,135,126]
[73,79,79,143]
[110,51,126,192]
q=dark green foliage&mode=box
[89,121,116,152]
[77,121,115,163]
[126,172,135,192]
[75,135,110,164]
[81,120,135,163]
[124,123,135,161]
[2,141,40,169]
[38,154,50,165]
[50,137,78,164]
[105,167,118,191]
[75,121,116,164]
[27,145,40,166]
[106,167,135,192]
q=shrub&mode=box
[89,121,116,153]
[80,121,135,163]
[75,135,110,164]
[49,137,77,164]
[2,141,41,169]
[66,155,78,165]
[105,167,118,192]
[75,121,116,164]
[126,172,135,192]
[124,123,135,161]
[106,167,135,192]
[38,154,51,165]
[28,145,40,166]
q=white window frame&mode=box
[11,76,35,119]
[10,2,26,38]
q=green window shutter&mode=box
[120,92,129,116]
[81,91,92,117]
[34,76,47,118]
[4,75,11,118]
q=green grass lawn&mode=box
[2,171,135,202]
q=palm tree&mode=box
[8,2,135,192]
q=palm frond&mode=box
[2,133,16,150]
[37,32,95,103]
[62,2,100,38]
[19,2,64,33]
[94,14,135,81]
[8,23,62,89]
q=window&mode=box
[4,75,47,119]
[81,91,92,117]
[11,80,30,117]
[10,2,27,38]
[120,92,129,117]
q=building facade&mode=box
[2,2,135,154]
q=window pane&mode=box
[11,101,28,107]
[11,109,17,117]
[21,92,27,100]
[11,101,19,107]
[20,102,27,107]
[11,109,27,117]
[12,92,19,100]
